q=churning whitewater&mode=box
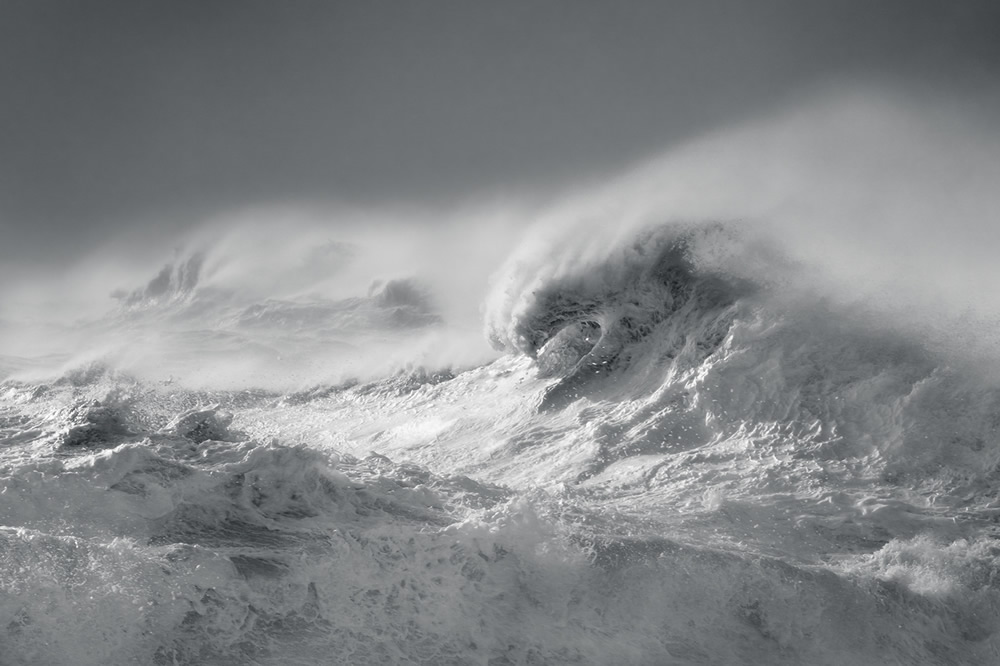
[3,95,1000,665]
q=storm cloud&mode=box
[1,0,998,271]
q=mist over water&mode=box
[1,201,533,389]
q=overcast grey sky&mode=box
[2,0,998,267]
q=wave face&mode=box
[486,223,756,411]
[4,94,1000,665]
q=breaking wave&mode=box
[485,216,1000,495]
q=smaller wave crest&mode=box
[111,252,206,308]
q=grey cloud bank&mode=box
[1,0,998,270]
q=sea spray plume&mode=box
[623,87,1000,340]
[486,87,1000,340]
[482,87,1000,423]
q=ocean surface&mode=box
[3,95,1000,665]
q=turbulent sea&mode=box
[3,96,1000,665]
